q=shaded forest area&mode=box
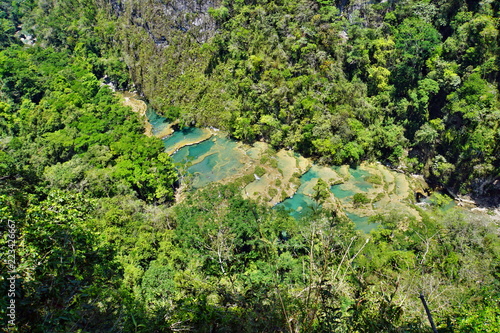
[0,0,499,332]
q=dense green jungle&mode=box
[0,0,499,332]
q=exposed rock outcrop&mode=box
[100,0,221,111]
[106,0,219,44]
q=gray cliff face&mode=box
[107,0,219,45]
[101,0,221,109]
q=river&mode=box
[144,106,427,232]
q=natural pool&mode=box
[170,135,246,188]
[278,193,318,219]
[146,107,170,137]
[147,110,416,232]
[276,165,380,231]
[346,212,380,233]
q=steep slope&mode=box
[104,0,500,203]
[100,0,221,109]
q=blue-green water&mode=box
[349,168,373,192]
[345,212,379,233]
[331,184,356,199]
[186,138,245,188]
[171,145,192,164]
[273,165,379,231]
[146,107,170,136]
[162,127,209,149]
[187,153,219,188]
[279,193,318,219]
[300,168,319,183]
[350,168,369,179]
[169,134,244,188]
[149,110,380,231]
[172,139,216,164]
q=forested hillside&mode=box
[0,0,499,332]
[106,0,500,203]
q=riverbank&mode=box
[120,93,500,230]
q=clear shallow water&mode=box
[279,193,318,219]
[172,139,216,164]
[331,184,356,199]
[348,168,373,192]
[171,145,193,164]
[187,153,219,188]
[274,165,379,231]
[346,212,379,233]
[187,139,245,188]
[149,110,380,231]
[170,135,245,188]
[146,107,170,136]
[162,127,210,149]
[300,168,319,183]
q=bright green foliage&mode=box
[0,44,177,203]
[0,2,177,330]
[313,178,330,203]
[353,192,370,206]
[1,0,499,332]
[428,192,453,207]
[453,298,500,333]
[106,0,499,197]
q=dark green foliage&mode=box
[393,18,441,93]
[174,184,268,273]
[19,192,121,332]
[0,186,125,332]
[1,0,499,332]
[112,0,499,198]
[0,0,35,49]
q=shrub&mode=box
[353,193,370,206]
